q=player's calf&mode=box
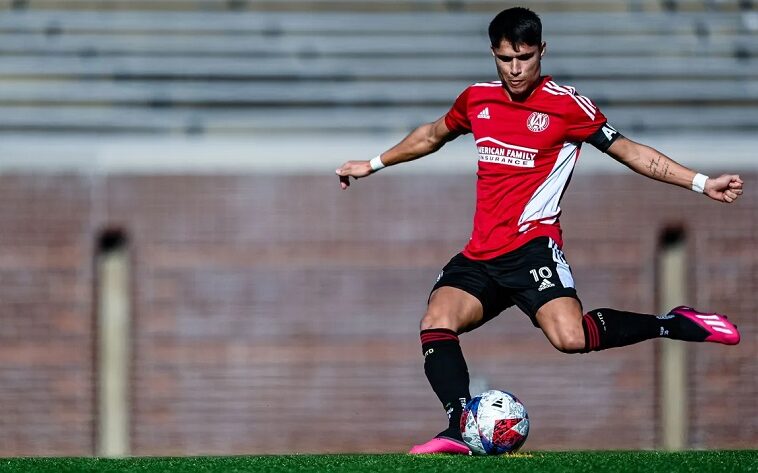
[410,329,473,455]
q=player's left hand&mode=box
[705,174,743,203]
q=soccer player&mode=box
[335,7,743,455]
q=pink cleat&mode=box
[409,436,471,455]
[669,306,741,345]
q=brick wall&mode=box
[0,172,754,455]
[0,175,95,455]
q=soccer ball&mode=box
[460,389,529,455]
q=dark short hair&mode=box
[488,7,542,48]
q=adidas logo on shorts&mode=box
[538,279,555,291]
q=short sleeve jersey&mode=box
[445,75,608,260]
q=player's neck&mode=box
[502,76,543,102]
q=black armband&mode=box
[585,122,623,153]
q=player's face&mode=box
[491,40,545,100]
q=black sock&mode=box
[420,328,471,436]
[582,307,710,352]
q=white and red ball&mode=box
[460,389,529,455]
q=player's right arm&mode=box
[335,115,458,190]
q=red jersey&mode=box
[444,75,608,260]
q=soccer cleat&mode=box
[669,306,740,345]
[408,436,471,455]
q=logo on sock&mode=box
[595,311,607,332]
[424,348,434,358]
[660,327,669,336]
[656,313,675,320]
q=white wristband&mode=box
[369,155,385,172]
[691,173,708,194]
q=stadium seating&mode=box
[0,0,755,135]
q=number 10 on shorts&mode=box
[529,266,553,282]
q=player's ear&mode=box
[540,42,547,58]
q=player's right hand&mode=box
[335,160,372,190]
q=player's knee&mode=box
[420,307,461,332]
[549,323,586,354]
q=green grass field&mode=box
[1,451,755,473]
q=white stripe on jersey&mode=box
[545,82,581,99]
[564,85,576,94]
[548,238,575,289]
[542,87,562,96]
[517,141,579,233]
[544,86,596,120]
[543,82,575,97]
[543,81,569,94]
[545,81,596,112]
[569,96,596,120]
[576,95,597,112]
[473,81,503,87]
[543,81,596,120]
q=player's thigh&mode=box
[423,253,507,333]
[423,286,485,332]
[535,297,585,352]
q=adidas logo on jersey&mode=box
[477,107,491,119]
[538,279,555,291]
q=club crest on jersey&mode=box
[475,137,537,168]
[526,112,549,132]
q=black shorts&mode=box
[430,237,580,327]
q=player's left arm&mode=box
[605,136,744,203]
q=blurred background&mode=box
[0,0,755,456]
